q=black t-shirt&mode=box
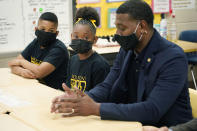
[66,52,110,91]
[21,38,69,90]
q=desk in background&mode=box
[0,68,142,131]
[175,40,197,53]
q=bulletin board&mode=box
[76,0,161,37]
[0,0,73,54]
[108,8,117,28]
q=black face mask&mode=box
[113,23,141,51]
[70,39,93,54]
[35,30,57,47]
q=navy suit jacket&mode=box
[88,30,193,127]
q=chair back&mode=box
[179,30,197,43]
[189,88,197,118]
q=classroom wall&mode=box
[175,2,197,37]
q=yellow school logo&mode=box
[70,75,87,92]
[31,57,42,65]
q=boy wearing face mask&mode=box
[8,12,69,90]
[51,0,192,127]
[65,7,110,91]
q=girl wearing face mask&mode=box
[65,7,110,92]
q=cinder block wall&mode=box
[174,1,197,36]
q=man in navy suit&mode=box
[51,0,193,127]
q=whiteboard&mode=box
[0,0,73,54]
[0,0,24,53]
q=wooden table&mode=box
[0,68,142,131]
[0,114,36,131]
[175,40,197,53]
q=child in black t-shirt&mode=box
[8,12,69,90]
[66,7,110,91]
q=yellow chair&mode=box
[189,88,197,118]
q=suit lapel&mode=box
[110,50,132,102]
[121,50,132,78]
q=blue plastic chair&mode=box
[179,30,197,90]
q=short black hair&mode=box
[117,0,154,28]
[39,12,58,26]
[74,7,100,34]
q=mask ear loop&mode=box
[133,22,140,34]
[134,22,143,41]
[138,33,143,41]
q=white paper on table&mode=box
[0,89,31,107]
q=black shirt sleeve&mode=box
[43,46,69,68]
[21,39,37,60]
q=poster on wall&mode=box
[94,7,101,28]
[77,0,100,4]
[172,0,195,10]
[108,8,117,28]
[152,0,171,13]
[107,0,127,2]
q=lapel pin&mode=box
[147,58,151,63]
